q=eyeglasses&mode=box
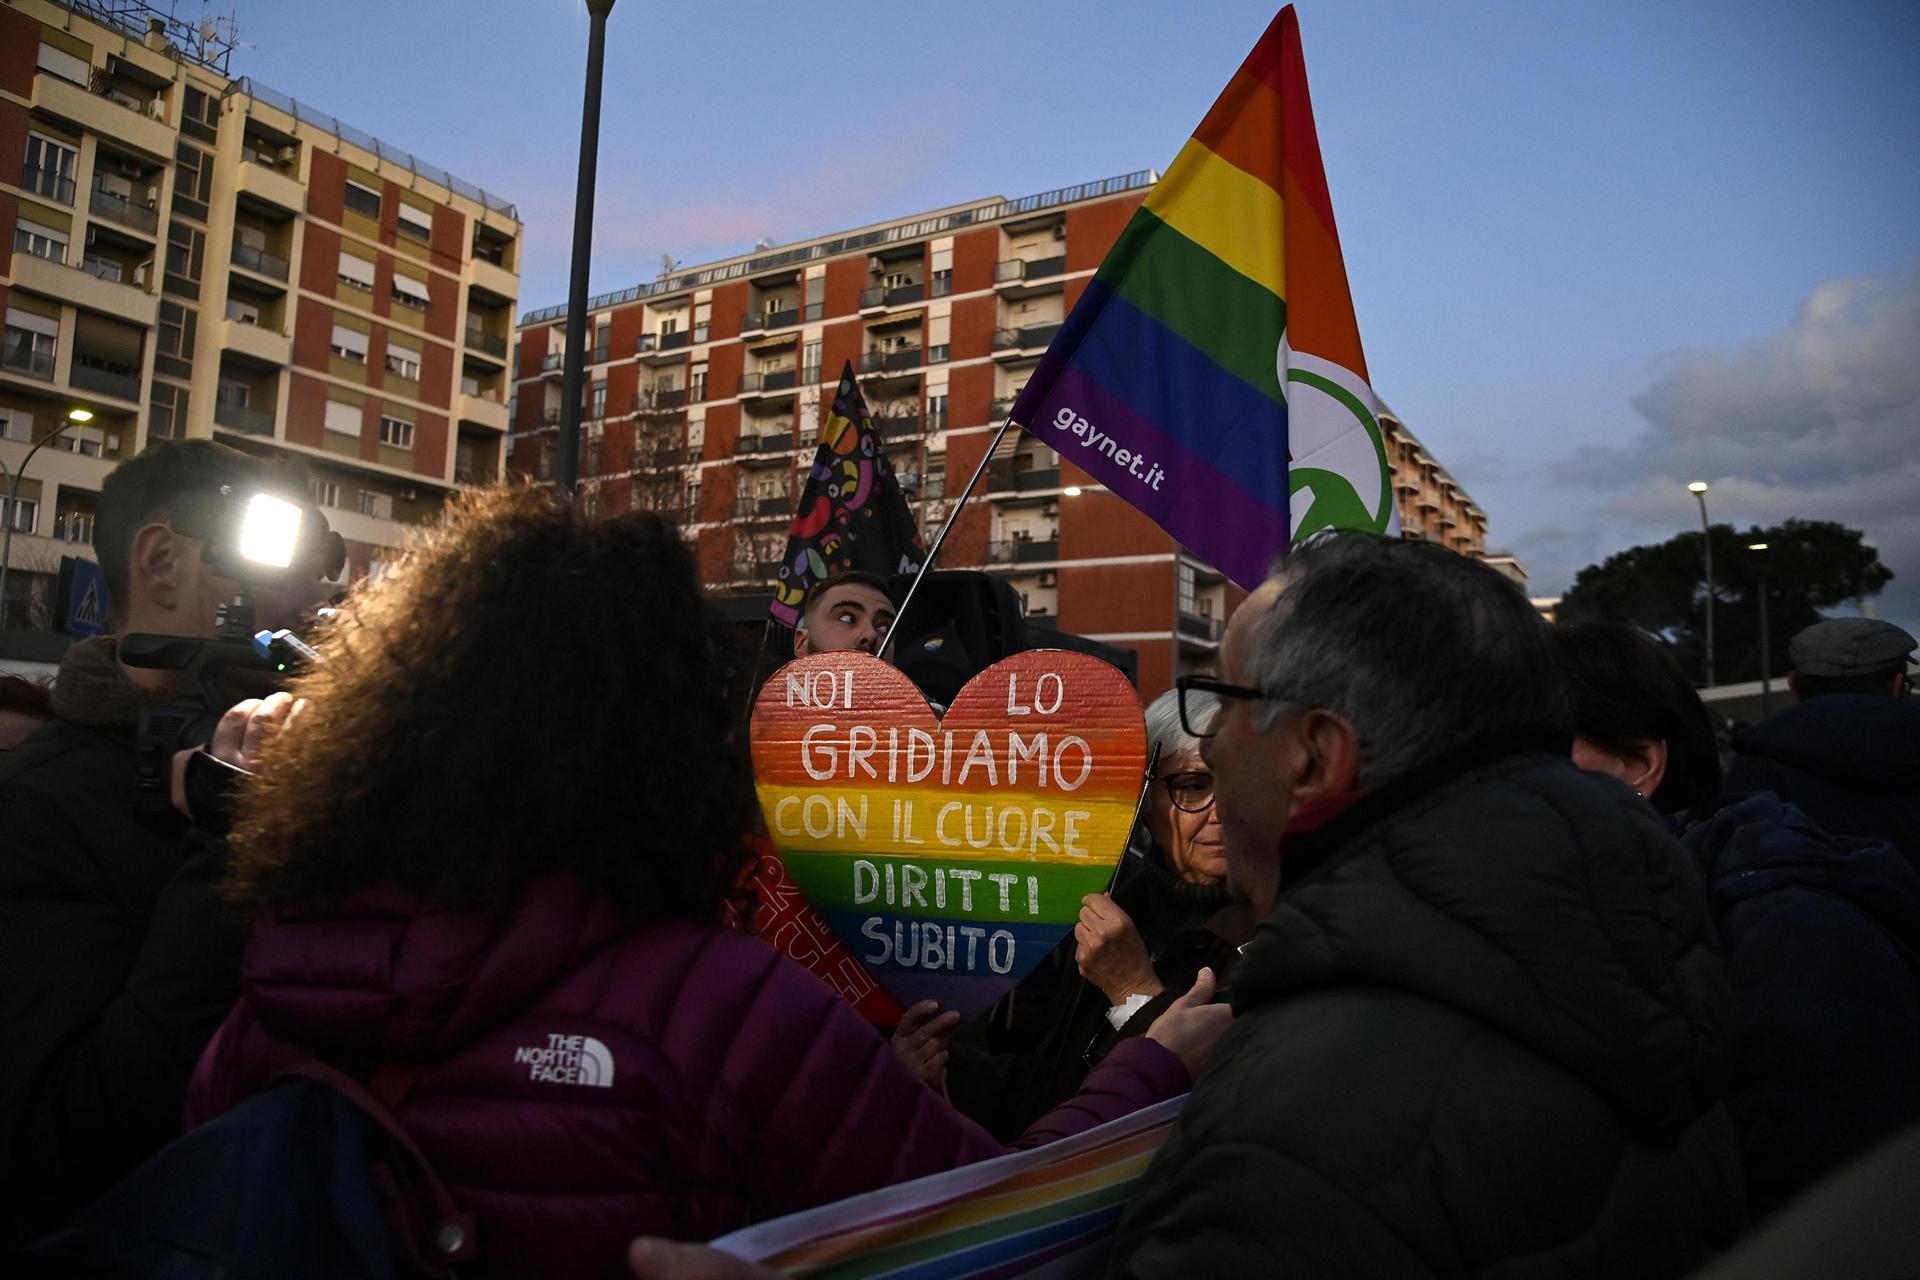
[1176,673,1272,739]
[1162,771,1215,813]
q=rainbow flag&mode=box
[710,1095,1184,1277]
[1010,6,1397,589]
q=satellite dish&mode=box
[658,254,679,275]
[753,238,775,251]
[200,21,218,41]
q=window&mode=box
[2,496,38,535]
[385,343,420,381]
[157,302,190,358]
[927,394,948,431]
[378,416,414,449]
[589,380,606,420]
[1178,562,1197,616]
[174,143,213,204]
[337,251,375,291]
[55,507,93,544]
[166,223,205,283]
[357,490,392,518]
[311,479,340,508]
[323,401,361,437]
[58,426,103,457]
[183,86,218,129]
[216,380,249,408]
[802,340,822,384]
[13,218,67,263]
[345,180,381,219]
[25,132,78,203]
[391,274,430,310]
[0,408,32,441]
[930,268,953,297]
[329,325,368,362]
[689,366,707,402]
[660,316,679,335]
[884,273,913,291]
[396,203,433,240]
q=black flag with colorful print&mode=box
[769,362,926,627]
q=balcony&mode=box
[69,359,142,404]
[994,255,1068,291]
[23,165,76,206]
[738,369,798,396]
[88,186,159,237]
[988,459,1061,493]
[859,347,922,375]
[739,312,769,336]
[455,392,509,433]
[991,323,1063,358]
[462,253,517,304]
[634,388,687,413]
[986,538,1060,564]
[540,352,565,381]
[11,252,158,327]
[218,316,291,367]
[735,494,792,520]
[659,329,690,351]
[465,328,508,360]
[742,307,799,331]
[235,157,306,217]
[1177,612,1224,643]
[987,397,1017,422]
[647,447,685,468]
[32,70,173,160]
[230,240,290,283]
[873,412,920,437]
[734,432,792,457]
[214,400,275,436]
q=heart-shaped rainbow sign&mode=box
[751,650,1147,1016]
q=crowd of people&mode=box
[2,439,1916,1278]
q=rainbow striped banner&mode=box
[711,1095,1185,1277]
[750,651,1145,1017]
[1011,5,1396,590]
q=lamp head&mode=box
[66,408,94,424]
[1687,481,1709,494]
[1748,542,1769,552]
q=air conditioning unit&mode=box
[1038,571,1057,588]
[398,486,418,501]
[117,158,143,177]
[276,145,297,166]
[1052,225,1066,240]
[1041,502,1058,517]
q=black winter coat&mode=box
[1109,746,1744,1279]
[1724,695,1920,868]
[1685,792,1920,1218]
[0,639,246,1252]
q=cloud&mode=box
[1514,270,1920,631]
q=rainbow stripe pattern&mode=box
[1011,5,1397,590]
[750,651,1145,1017]
[711,1095,1185,1277]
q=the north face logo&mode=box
[513,1033,615,1087]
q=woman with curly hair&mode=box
[183,488,1212,1279]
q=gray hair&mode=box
[1143,686,1213,773]
[1246,533,1569,787]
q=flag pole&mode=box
[881,416,1021,660]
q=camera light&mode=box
[237,493,304,569]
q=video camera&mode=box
[121,485,343,823]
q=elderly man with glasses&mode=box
[1105,532,1744,1280]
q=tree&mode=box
[1558,519,1894,686]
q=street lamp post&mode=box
[1688,481,1714,687]
[1,408,95,629]
[1748,542,1771,716]
[554,0,616,498]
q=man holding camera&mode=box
[0,440,334,1251]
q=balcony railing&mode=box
[1177,612,1224,642]
[2,346,55,379]
[230,240,289,281]
[540,352,564,374]
[89,186,158,235]
[539,407,562,425]
[634,388,687,412]
[988,460,1061,492]
[734,432,791,455]
[986,538,1060,564]
[987,398,1017,422]
[991,323,1063,353]
[874,412,920,436]
[659,329,690,351]
[466,329,507,357]
[735,494,792,519]
[738,369,798,395]
[995,255,1067,284]
[214,400,275,435]
[24,167,75,205]
[636,333,656,354]
[743,307,798,331]
[859,347,922,375]
[69,361,141,402]
[647,447,685,468]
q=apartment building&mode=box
[511,171,1505,698]
[0,0,520,627]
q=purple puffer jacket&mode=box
[185,874,1187,1279]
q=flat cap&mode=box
[1787,617,1917,678]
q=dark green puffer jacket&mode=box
[1109,745,1744,1279]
